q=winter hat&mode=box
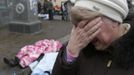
[70,0,129,23]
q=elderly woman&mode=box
[52,0,134,75]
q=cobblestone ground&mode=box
[0,18,72,75]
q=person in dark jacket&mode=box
[52,0,134,75]
[43,0,49,14]
[125,0,134,23]
[47,0,54,20]
[37,0,42,14]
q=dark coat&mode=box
[52,19,134,75]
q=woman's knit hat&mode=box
[70,0,129,23]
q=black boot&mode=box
[3,57,19,67]
[14,57,20,64]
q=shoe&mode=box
[3,57,18,67]
[14,57,19,64]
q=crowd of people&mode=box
[37,0,70,21]
[37,0,54,20]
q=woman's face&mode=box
[70,7,120,50]
[91,17,119,50]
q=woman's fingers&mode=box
[87,28,101,42]
[84,17,101,32]
[86,21,102,37]
[77,20,89,28]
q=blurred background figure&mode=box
[48,0,54,20]
[37,0,42,14]
[43,0,49,14]
[43,0,53,20]
[61,0,74,21]
[61,1,68,21]
[127,0,133,8]
[125,0,134,23]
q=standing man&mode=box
[48,0,54,20]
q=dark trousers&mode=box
[48,10,53,20]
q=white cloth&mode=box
[38,14,49,19]
[31,52,58,75]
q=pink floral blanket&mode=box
[16,39,62,68]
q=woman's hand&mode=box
[67,17,103,57]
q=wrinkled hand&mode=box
[67,17,102,57]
